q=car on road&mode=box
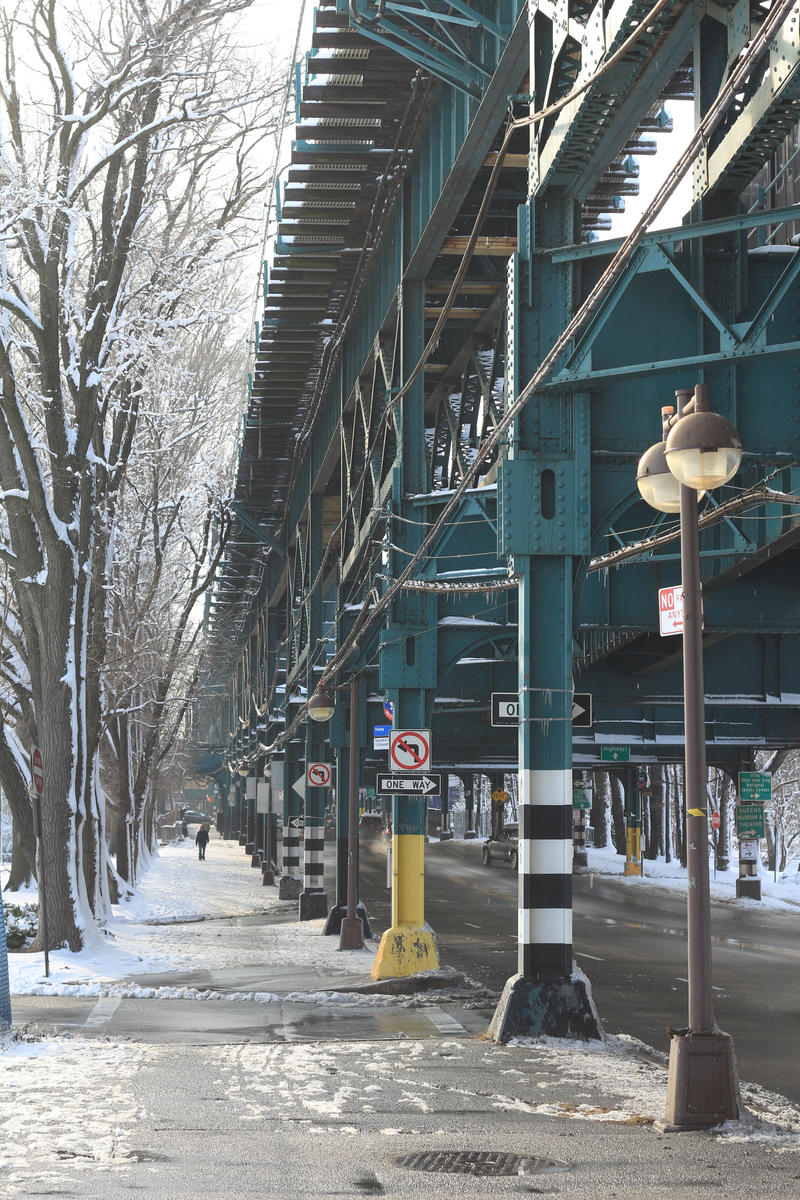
[359,811,385,839]
[482,823,518,868]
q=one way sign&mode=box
[377,773,441,796]
[491,692,592,728]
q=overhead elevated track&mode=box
[194,0,800,1016]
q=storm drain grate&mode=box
[393,1150,564,1176]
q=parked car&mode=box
[482,823,519,868]
[358,811,385,838]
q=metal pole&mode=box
[679,463,714,1033]
[32,789,50,979]
[664,385,737,1128]
[340,676,364,949]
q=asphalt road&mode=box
[357,837,800,1104]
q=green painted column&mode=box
[372,276,438,979]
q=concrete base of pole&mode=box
[339,916,364,950]
[488,972,601,1043]
[250,852,262,868]
[464,829,477,840]
[278,875,303,900]
[735,877,761,900]
[623,860,642,876]
[574,850,589,868]
[299,890,328,921]
[262,868,275,886]
[663,1030,739,1128]
[245,842,255,855]
[238,834,247,847]
[371,923,439,980]
[322,902,372,938]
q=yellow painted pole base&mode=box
[624,860,643,876]
[371,923,439,980]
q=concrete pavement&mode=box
[6,915,800,1196]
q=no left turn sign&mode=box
[389,728,431,773]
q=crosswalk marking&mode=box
[425,1007,468,1036]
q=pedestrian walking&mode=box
[195,824,210,861]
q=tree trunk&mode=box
[591,771,609,847]
[610,773,625,854]
[647,768,664,860]
[0,733,36,890]
[672,763,687,868]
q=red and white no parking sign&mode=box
[31,746,44,795]
[389,728,431,773]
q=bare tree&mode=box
[0,0,282,948]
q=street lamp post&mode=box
[636,384,740,1129]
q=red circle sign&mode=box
[389,729,431,772]
[32,746,44,796]
[711,811,720,830]
[307,762,332,787]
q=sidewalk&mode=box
[3,838,800,1197]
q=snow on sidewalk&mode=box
[6,837,377,998]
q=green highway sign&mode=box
[572,789,591,810]
[735,802,765,840]
[739,771,771,803]
[601,746,630,763]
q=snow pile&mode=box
[585,843,800,911]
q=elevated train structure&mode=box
[198,0,800,1033]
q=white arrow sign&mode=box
[377,772,441,795]
[292,774,306,799]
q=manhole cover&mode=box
[393,1151,563,1176]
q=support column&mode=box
[372,686,438,979]
[245,773,256,854]
[489,558,598,1041]
[624,764,643,876]
[372,275,438,978]
[279,738,303,900]
[300,732,329,919]
[300,495,329,919]
[324,676,371,935]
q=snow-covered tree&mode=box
[0,0,282,948]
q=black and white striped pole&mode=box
[300,685,335,920]
[489,556,599,1042]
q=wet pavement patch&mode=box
[393,1150,566,1176]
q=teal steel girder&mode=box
[341,0,521,98]
[531,0,693,198]
[547,209,800,389]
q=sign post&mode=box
[30,746,50,978]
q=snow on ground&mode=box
[0,1035,157,1192]
[583,843,800,911]
[3,831,800,1190]
[4,836,377,997]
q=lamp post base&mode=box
[664,1029,739,1129]
[339,917,364,950]
[323,901,372,938]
